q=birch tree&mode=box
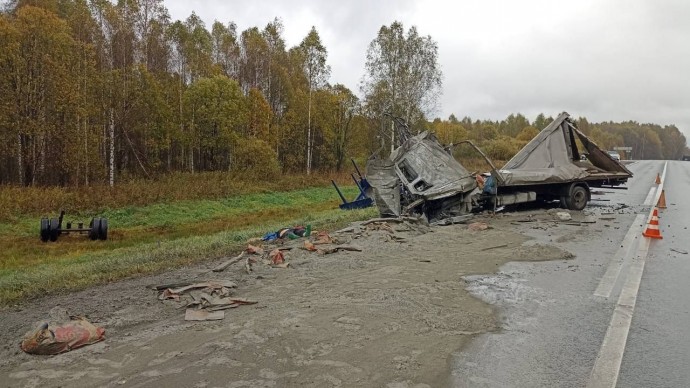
[298,26,329,175]
[362,21,442,147]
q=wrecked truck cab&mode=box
[366,131,478,221]
[390,132,477,200]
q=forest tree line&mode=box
[0,0,687,186]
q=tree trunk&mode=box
[31,134,37,186]
[167,135,171,171]
[189,145,194,173]
[307,87,312,175]
[109,108,115,187]
[391,71,397,153]
[39,133,45,183]
[17,133,23,186]
[83,119,88,186]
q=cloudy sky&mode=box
[165,0,690,138]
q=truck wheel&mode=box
[566,186,588,211]
[89,218,101,240]
[98,218,108,240]
[49,218,60,242]
[40,218,50,242]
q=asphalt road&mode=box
[452,160,689,388]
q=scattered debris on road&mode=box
[269,249,285,264]
[262,225,312,241]
[432,214,474,226]
[317,245,363,255]
[582,215,597,223]
[246,244,264,255]
[468,222,491,231]
[212,252,245,272]
[20,307,105,355]
[154,280,257,321]
[556,212,572,221]
[157,280,238,301]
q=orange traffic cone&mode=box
[655,173,661,184]
[642,208,663,239]
[657,190,667,209]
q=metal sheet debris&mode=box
[156,279,255,321]
[212,252,245,272]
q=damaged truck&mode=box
[365,112,633,222]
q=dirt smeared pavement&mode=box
[0,213,576,387]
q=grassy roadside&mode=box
[0,186,362,238]
[0,185,377,306]
[0,171,357,223]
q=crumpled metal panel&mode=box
[390,131,477,200]
[365,158,401,217]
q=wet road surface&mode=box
[452,160,690,387]
[618,161,690,388]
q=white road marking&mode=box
[593,214,646,298]
[587,237,651,388]
[645,161,668,224]
[588,161,668,387]
[653,161,668,206]
[642,187,657,206]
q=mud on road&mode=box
[0,213,576,388]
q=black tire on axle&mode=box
[566,185,588,211]
[49,218,60,242]
[98,218,108,241]
[40,218,50,242]
[89,218,101,240]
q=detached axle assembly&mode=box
[39,210,108,242]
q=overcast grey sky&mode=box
[165,0,690,139]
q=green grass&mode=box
[0,185,377,305]
[0,186,360,237]
[0,170,358,223]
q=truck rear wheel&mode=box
[49,218,60,242]
[40,218,50,242]
[98,218,108,240]
[89,218,101,240]
[565,185,588,210]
